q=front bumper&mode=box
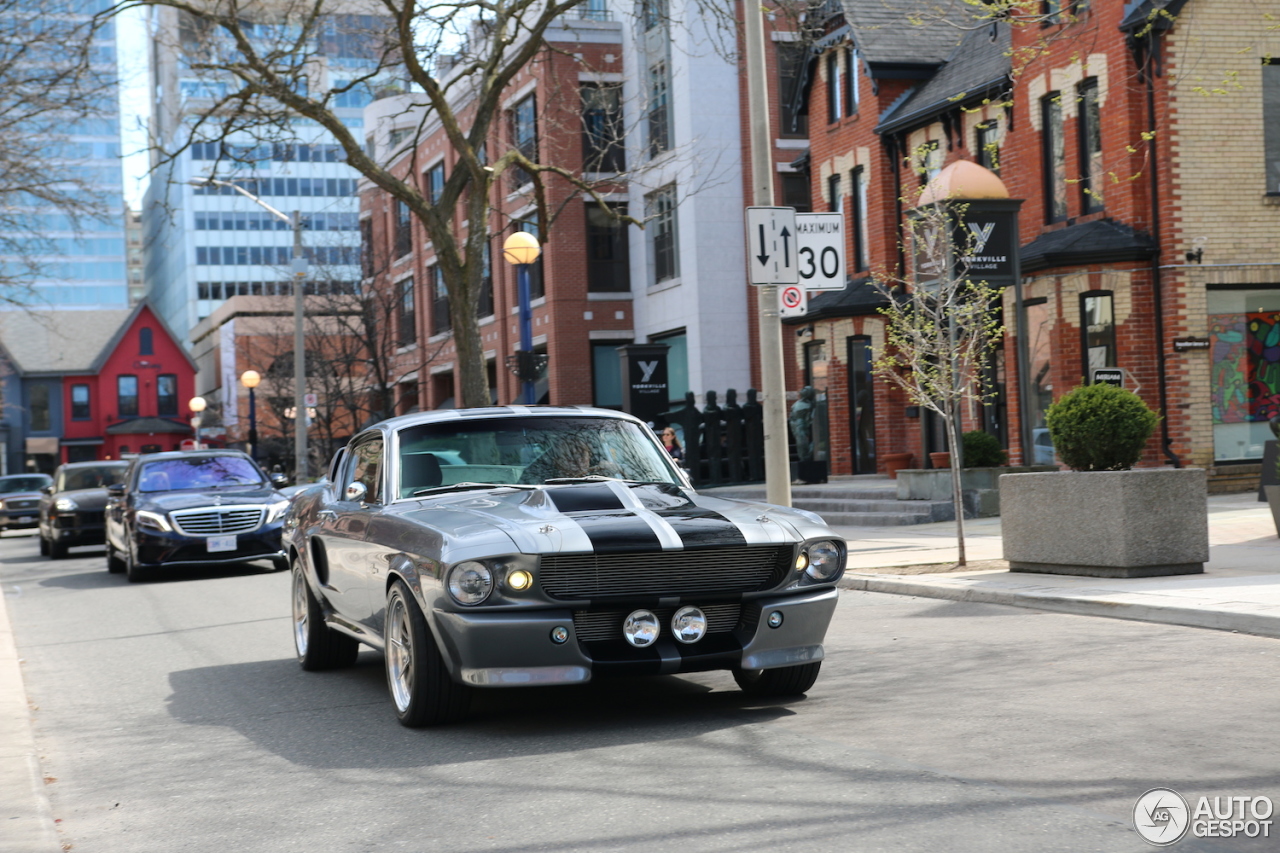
[0,511,40,529]
[49,511,107,546]
[432,587,840,687]
[133,521,285,568]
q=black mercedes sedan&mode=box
[38,461,129,558]
[105,450,291,582]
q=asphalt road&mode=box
[3,533,1279,853]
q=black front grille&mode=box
[539,545,793,599]
[6,499,38,511]
[573,603,743,643]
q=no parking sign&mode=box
[780,284,807,317]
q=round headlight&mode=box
[805,540,842,581]
[446,561,493,606]
[622,610,660,647]
[54,497,79,513]
[670,606,707,644]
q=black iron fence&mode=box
[660,390,765,488]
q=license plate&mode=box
[207,535,237,553]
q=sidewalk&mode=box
[829,490,1280,638]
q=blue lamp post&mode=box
[502,232,542,404]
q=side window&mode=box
[349,439,384,503]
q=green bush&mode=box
[962,430,1007,467]
[1045,383,1159,471]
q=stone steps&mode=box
[702,481,956,526]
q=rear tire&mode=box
[292,561,358,671]
[124,542,150,583]
[733,661,822,697]
[385,580,470,727]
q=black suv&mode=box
[105,450,290,582]
[39,461,129,558]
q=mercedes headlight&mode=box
[54,497,79,513]
[446,561,493,606]
[804,540,842,581]
[136,510,172,533]
[265,499,290,523]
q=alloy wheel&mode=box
[386,595,414,713]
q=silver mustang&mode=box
[286,406,845,726]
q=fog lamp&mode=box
[767,611,784,629]
[670,606,707,644]
[622,610,660,647]
[506,568,533,591]
[795,551,809,571]
[446,561,493,605]
[550,626,569,644]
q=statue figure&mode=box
[789,386,815,462]
[723,389,744,483]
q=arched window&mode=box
[139,327,153,355]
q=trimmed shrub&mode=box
[962,430,1008,467]
[1045,383,1159,471]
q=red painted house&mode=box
[62,303,199,462]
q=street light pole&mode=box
[240,370,261,461]
[191,180,308,481]
[502,232,542,405]
[188,396,207,451]
[516,263,534,404]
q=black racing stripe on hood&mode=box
[655,508,748,549]
[546,484,625,513]
[571,511,664,554]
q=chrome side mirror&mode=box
[344,481,368,503]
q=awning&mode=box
[25,437,59,454]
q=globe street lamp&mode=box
[188,396,207,451]
[240,370,261,461]
[502,231,542,405]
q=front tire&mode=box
[733,661,822,697]
[124,540,150,583]
[48,538,67,560]
[106,539,125,573]
[385,580,470,727]
[292,562,358,671]
[39,535,49,556]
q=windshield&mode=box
[137,456,264,493]
[0,475,51,493]
[57,465,127,492]
[395,416,680,497]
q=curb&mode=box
[0,589,60,853]
[838,573,1280,640]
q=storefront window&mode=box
[1081,291,1116,381]
[1208,287,1280,461]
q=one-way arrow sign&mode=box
[746,206,799,285]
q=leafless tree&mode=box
[0,1,121,304]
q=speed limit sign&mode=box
[780,284,807,317]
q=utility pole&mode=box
[744,2,792,507]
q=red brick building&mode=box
[788,0,1280,487]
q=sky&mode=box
[116,5,151,210]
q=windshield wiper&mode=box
[544,476,676,486]
[412,482,537,497]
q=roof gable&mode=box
[0,309,131,375]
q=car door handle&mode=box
[317,509,337,519]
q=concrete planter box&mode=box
[1267,485,1280,537]
[1000,468,1209,577]
[897,466,1057,518]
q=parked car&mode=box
[286,407,846,727]
[38,461,129,558]
[105,450,291,583]
[0,473,54,532]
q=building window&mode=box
[591,342,627,409]
[511,94,537,187]
[1079,79,1103,212]
[424,162,445,206]
[647,185,679,284]
[917,140,942,185]
[71,384,90,420]
[826,51,841,123]
[518,219,545,299]
[976,120,1002,174]
[399,277,417,345]
[844,44,859,116]
[1042,0,1062,23]
[828,173,841,213]
[157,374,178,416]
[582,83,626,172]
[1265,61,1280,193]
[641,0,666,30]
[1081,292,1115,381]
[648,62,671,157]
[777,42,808,137]
[1208,286,1280,460]
[394,200,412,258]
[30,385,50,431]
[586,203,630,293]
[430,267,450,334]
[850,166,868,272]
[781,173,811,212]
[118,375,138,418]
[1042,94,1067,222]
[139,327,153,355]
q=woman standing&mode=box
[661,427,684,461]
